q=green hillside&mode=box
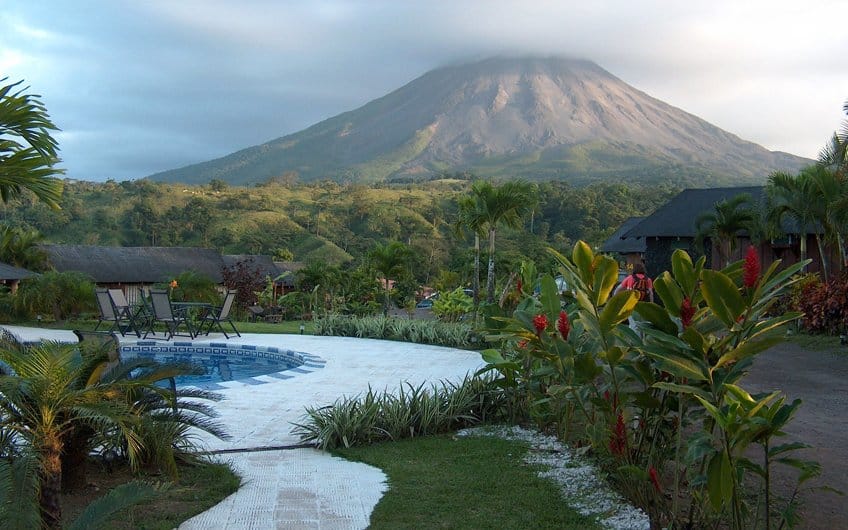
[2,178,679,283]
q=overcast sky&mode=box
[2,0,846,182]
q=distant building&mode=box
[610,187,838,276]
[0,262,39,294]
[600,216,646,268]
[41,245,226,303]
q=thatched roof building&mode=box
[41,245,225,283]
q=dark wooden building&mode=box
[616,187,839,277]
[600,217,646,268]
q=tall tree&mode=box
[368,241,413,315]
[818,99,848,179]
[0,224,49,271]
[694,193,755,267]
[466,180,536,303]
[455,195,486,307]
[0,79,64,208]
[767,170,829,278]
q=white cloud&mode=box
[3,0,846,179]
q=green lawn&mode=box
[63,461,240,530]
[786,331,844,351]
[334,434,600,529]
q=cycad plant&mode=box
[0,333,227,528]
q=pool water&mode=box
[121,341,305,387]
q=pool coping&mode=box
[121,338,326,390]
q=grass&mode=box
[62,460,240,529]
[333,434,601,529]
[786,331,845,351]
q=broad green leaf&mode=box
[722,383,756,404]
[653,381,711,400]
[714,335,784,370]
[681,326,708,357]
[653,271,684,315]
[645,351,708,382]
[617,465,649,481]
[572,241,594,285]
[634,301,678,335]
[539,274,560,319]
[574,352,600,381]
[671,249,696,295]
[592,256,619,306]
[481,349,508,364]
[768,442,810,457]
[601,346,625,365]
[599,290,638,332]
[707,453,724,510]
[701,269,746,327]
[695,395,727,428]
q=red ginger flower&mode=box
[557,310,571,340]
[680,297,695,329]
[743,245,760,289]
[609,412,627,456]
[533,313,548,335]
[648,466,662,493]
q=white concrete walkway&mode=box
[0,326,485,529]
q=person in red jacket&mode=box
[615,263,653,302]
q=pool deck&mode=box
[0,326,484,529]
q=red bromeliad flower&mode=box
[557,311,571,340]
[516,279,523,294]
[744,245,760,288]
[533,313,548,335]
[648,466,662,493]
[608,412,627,456]
[680,297,695,328]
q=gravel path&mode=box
[743,342,848,529]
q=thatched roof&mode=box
[274,261,305,287]
[600,217,646,253]
[41,245,225,283]
[223,254,282,279]
[0,262,38,281]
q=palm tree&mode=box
[455,195,486,307]
[368,241,413,315]
[0,78,64,208]
[0,224,49,271]
[0,335,226,528]
[695,193,755,267]
[818,99,848,178]
[465,180,536,304]
[806,165,848,271]
[767,170,829,278]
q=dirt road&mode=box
[744,342,848,529]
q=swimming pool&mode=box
[120,340,325,389]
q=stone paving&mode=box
[0,326,484,529]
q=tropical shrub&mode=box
[314,313,481,348]
[163,270,220,304]
[432,287,473,322]
[481,241,820,529]
[795,271,848,334]
[14,271,95,320]
[293,374,505,449]
[221,259,268,317]
[0,334,227,527]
